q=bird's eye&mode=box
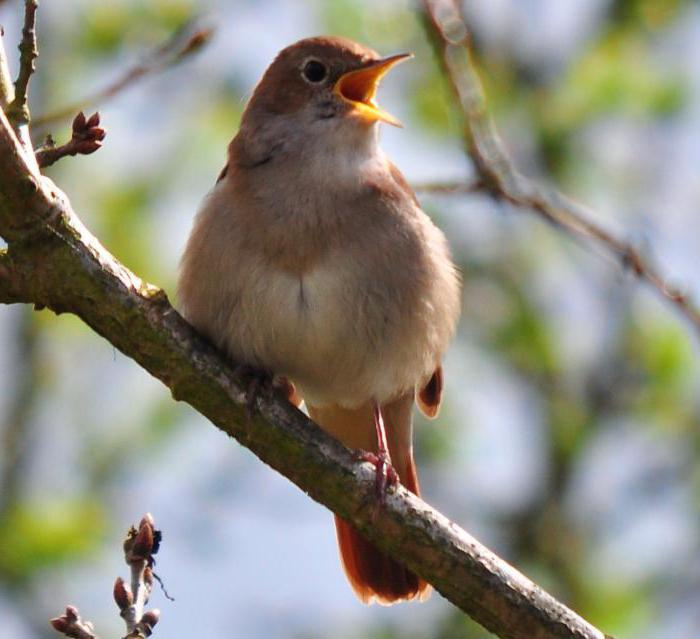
[302,60,328,84]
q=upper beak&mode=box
[333,53,412,127]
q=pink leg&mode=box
[356,401,399,504]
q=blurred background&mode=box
[1,0,700,637]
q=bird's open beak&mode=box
[333,53,412,127]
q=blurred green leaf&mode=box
[0,500,105,583]
[609,0,686,30]
[622,319,694,426]
[77,1,196,56]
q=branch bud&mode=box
[141,608,160,629]
[113,576,133,609]
[133,519,154,558]
[49,617,69,633]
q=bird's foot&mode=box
[355,449,400,509]
[274,376,302,407]
[233,364,274,423]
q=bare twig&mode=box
[50,515,163,639]
[33,21,213,129]
[6,0,38,127]
[35,111,106,168]
[420,0,700,338]
[50,606,98,639]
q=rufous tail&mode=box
[308,396,431,604]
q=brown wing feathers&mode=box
[417,366,443,418]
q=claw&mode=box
[355,449,399,507]
[233,364,273,424]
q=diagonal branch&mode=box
[419,0,700,339]
[0,106,609,638]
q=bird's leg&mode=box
[356,401,399,505]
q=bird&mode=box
[178,36,461,605]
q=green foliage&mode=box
[487,279,558,380]
[0,500,105,584]
[609,0,685,30]
[579,580,656,639]
[622,318,695,426]
[468,1,689,179]
[543,33,685,126]
[94,179,162,282]
[77,1,196,56]
[318,0,419,50]
[409,66,459,137]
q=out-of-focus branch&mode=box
[33,20,213,129]
[412,179,483,195]
[35,111,106,168]
[419,0,700,339]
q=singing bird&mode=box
[178,36,461,604]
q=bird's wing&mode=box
[416,366,443,419]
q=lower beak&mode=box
[333,53,412,127]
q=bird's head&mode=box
[248,36,410,127]
[234,36,411,166]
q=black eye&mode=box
[302,60,328,83]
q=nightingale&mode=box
[178,36,461,605]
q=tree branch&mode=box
[419,0,700,339]
[0,107,610,638]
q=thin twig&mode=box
[6,0,38,126]
[33,20,213,129]
[116,514,161,638]
[35,111,106,168]
[50,515,162,639]
[420,0,700,339]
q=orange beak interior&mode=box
[333,53,412,127]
